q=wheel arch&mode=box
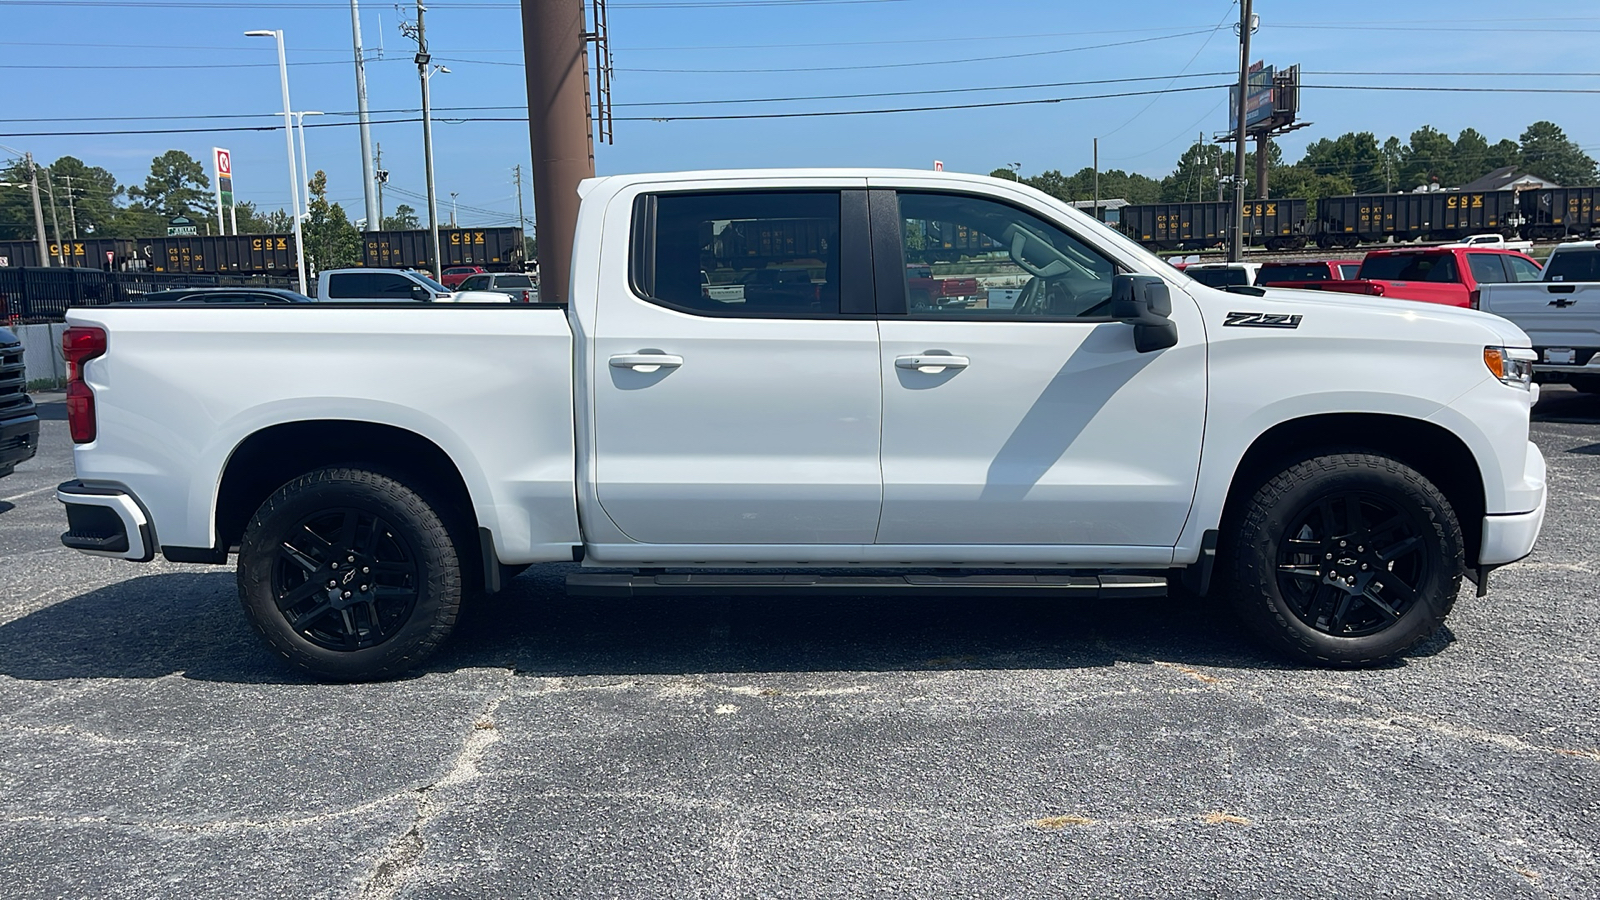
[1218,413,1486,568]
[213,420,482,563]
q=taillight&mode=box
[521,289,533,303]
[1469,289,1481,309]
[62,326,106,444]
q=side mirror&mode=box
[1110,274,1178,353]
[411,285,432,303]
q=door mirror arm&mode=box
[1110,274,1179,353]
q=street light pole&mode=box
[294,110,325,220]
[40,165,65,265]
[247,29,308,295]
[449,191,458,228]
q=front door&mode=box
[874,189,1207,548]
[591,188,883,544]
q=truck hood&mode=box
[1253,285,1533,348]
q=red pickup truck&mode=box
[1304,247,1543,308]
[906,265,980,309]
[1256,259,1362,288]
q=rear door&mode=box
[590,185,884,544]
[871,186,1205,551]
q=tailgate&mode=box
[1479,282,1600,358]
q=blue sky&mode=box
[3,0,1597,229]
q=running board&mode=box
[565,572,1168,599]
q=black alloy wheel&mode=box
[272,508,420,651]
[1221,453,1464,667]
[1273,491,1430,638]
[238,468,463,681]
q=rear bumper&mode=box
[0,407,40,476]
[56,480,155,562]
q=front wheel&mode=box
[1221,453,1464,666]
[237,467,463,681]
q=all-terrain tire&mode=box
[237,467,462,681]
[1220,453,1464,667]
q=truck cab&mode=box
[0,326,39,479]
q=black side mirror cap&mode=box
[1110,274,1179,353]
[411,285,432,302]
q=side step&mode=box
[565,572,1168,600]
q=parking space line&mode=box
[1,485,58,504]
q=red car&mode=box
[1300,247,1542,308]
[440,266,486,289]
[906,264,980,309]
[1256,259,1362,289]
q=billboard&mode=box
[1228,62,1275,132]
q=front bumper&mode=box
[56,480,155,562]
[0,406,40,476]
[1479,441,1547,567]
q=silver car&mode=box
[456,272,539,303]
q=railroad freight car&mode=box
[1520,187,1600,241]
[360,228,524,270]
[0,238,140,270]
[1119,199,1309,251]
[1315,190,1516,248]
[146,234,299,275]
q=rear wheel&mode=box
[237,467,463,681]
[1221,453,1463,666]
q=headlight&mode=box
[1484,346,1535,389]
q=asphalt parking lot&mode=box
[2,389,1598,899]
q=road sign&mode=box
[933,160,944,171]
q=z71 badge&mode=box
[1224,311,1302,329]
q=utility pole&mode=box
[519,0,595,307]
[26,153,49,267]
[41,166,65,265]
[1228,0,1253,262]
[374,143,386,226]
[513,163,528,260]
[1257,133,1270,199]
[405,2,444,280]
[63,173,78,239]
[1092,138,1100,222]
[350,0,379,232]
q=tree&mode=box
[0,156,42,242]
[988,167,1019,182]
[1160,140,1226,202]
[1399,126,1457,190]
[382,204,419,230]
[127,150,213,223]
[1520,121,1598,186]
[41,156,127,238]
[231,200,294,234]
[302,170,360,271]
[1298,132,1384,193]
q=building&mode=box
[1456,166,1559,193]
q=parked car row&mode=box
[1174,242,1598,395]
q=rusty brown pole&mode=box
[520,0,595,307]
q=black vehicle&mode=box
[0,326,39,479]
[129,288,314,305]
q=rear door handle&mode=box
[609,353,683,373]
[895,354,970,373]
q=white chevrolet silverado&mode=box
[56,170,1547,680]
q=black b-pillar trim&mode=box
[867,189,906,316]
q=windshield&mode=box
[1259,264,1331,282]
[1187,267,1251,287]
[412,272,450,292]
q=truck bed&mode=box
[63,305,580,562]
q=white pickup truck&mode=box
[1478,241,1600,393]
[56,169,1547,680]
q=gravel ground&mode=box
[1,388,1596,899]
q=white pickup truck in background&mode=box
[57,169,1546,680]
[1478,240,1600,393]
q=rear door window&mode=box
[1466,253,1509,284]
[632,191,843,317]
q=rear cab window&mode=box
[1187,267,1251,288]
[1466,253,1509,285]
[1359,253,1459,283]
[1259,264,1332,282]
[1545,249,1600,282]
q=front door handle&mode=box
[895,354,970,373]
[609,353,683,373]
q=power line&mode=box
[1097,0,1236,140]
